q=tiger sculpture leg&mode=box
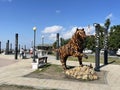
[60,51,88,70]
[58,46,88,70]
[78,56,83,65]
[73,52,88,67]
[60,56,68,70]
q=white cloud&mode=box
[62,27,77,39]
[43,25,63,33]
[8,0,12,2]
[105,13,113,19]
[56,10,61,13]
[43,25,96,43]
[84,25,95,35]
[62,25,96,39]
[0,0,13,2]
[49,33,56,40]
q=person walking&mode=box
[30,47,33,58]
[20,48,24,59]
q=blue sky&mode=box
[0,0,120,49]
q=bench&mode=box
[36,56,48,67]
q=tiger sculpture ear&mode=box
[76,28,79,31]
[76,28,84,31]
[82,28,84,31]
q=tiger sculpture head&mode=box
[70,28,86,47]
[74,28,86,41]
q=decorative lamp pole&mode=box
[94,23,100,71]
[33,26,37,62]
[104,19,110,65]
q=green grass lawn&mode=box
[67,55,120,65]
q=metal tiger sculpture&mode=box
[56,28,88,70]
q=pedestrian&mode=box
[30,47,33,58]
[20,48,24,59]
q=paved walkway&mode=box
[0,54,120,90]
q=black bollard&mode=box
[5,40,9,54]
[0,41,1,54]
[5,42,7,54]
[10,43,12,54]
[15,33,18,59]
[19,44,20,52]
[7,40,9,54]
[56,33,59,60]
[94,23,100,71]
[60,37,63,47]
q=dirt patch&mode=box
[24,63,107,84]
[25,64,66,80]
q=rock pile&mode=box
[65,65,98,80]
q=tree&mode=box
[52,38,70,49]
[104,19,111,29]
[85,35,95,51]
[108,25,120,50]
[99,26,105,49]
[53,41,57,49]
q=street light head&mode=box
[33,26,37,31]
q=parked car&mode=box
[100,49,104,55]
[116,49,120,56]
[109,49,116,56]
[83,49,92,54]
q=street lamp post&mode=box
[33,26,37,63]
[104,19,110,65]
[42,35,44,46]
